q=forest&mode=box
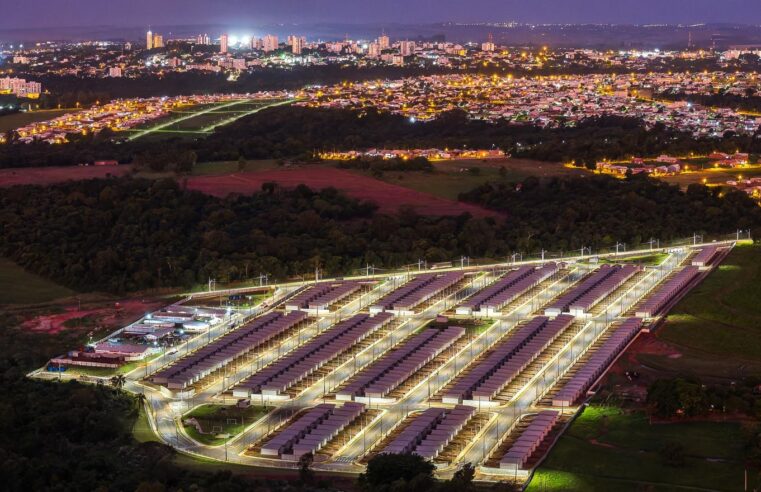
[459,174,761,250]
[32,65,454,109]
[658,90,761,113]
[3,105,761,170]
[0,174,758,294]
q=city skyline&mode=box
[2,0,761,30]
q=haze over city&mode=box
[3,0,761,29]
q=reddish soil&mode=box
[0,165,130,187]
[22,298,163,335]
[0,164,500,217]
[185,167,502,217]
[617,334,682,370]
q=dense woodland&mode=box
[3,106,761,169]
[33,65,454,109]
[659,90,761,113]
[459,174,761,249]
[0,174,758,294]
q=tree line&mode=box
[1,174,759,294]
[4,106,761,170]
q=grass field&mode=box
[0,258,75,304]
[190,159,279,176]
[132,405,161,443]
[527,406,758,492]
[127,98,293,141]
[625,243,761,381]
[183,404,271,446]
[0,109,77,133]
[656,243,761,365]
[367,158,583,200]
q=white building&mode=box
[0,77,42,97]
[399,40,416,57]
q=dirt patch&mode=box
[22,298,164,335]
[185,166,502,217]
[0,165,131,187]
[0,164,501,217]
[438,157,585,176]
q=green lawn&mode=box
[657,243,761,365]
[464,319,495,335]
[374,167,510,200]
[132,405,161,443]
[354,158,582,200]
[183,404,271,446]
[191,159,279,176]
[527,406,758,492]
[0,258,75,304]
[0,109,77,133]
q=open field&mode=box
[126,98,293,141]
[190,159,279,176]
[657,243,761,364]
[0,162,499,217]
[611,243,761,382]
[528,406,758,492]
[363,158,584,200]
[0,258,75,305]
[0,164,131,187]
[185,166,502,217]
[0,109,78,133]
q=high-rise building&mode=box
[289,35,305,55]
[197,33,211,45]
[108,67,123,78]
[378,33,390,50]
[482,33,495,52]
[399,40,415,57]
[152,34,164,49]
[481,41,495,52]
[0,77,42,97]
[146,30,153,50]
[368,43,381,58]
[220,33,229,54]
[263,35,279,52]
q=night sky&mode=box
[1,0,760,29]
